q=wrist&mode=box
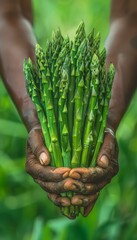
[107,109,123,134]
[21,95,40,132]
[107,117,118,134]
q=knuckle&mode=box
[102,145,112,155]
[36,167,45,180]
[33,144,42,157]
[86,184,98,194]
[83,198,90,206]
[25,160,32,175]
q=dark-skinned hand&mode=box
[26,126,104,218]
[26,126,73,207]
[26,126,118,218]
[69,132,119,216]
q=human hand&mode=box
[69,131,119,216]
[26,126,92,210]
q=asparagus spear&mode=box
[89,68,106,161]
[81,53,100,167]
[35,44,63,167]
[51,28,64,76]
[71,39,87,168]
[58,55,71,167]
[52,37,71,124]
[91,32,100,55]
[82,42,92,128]
[87,49,106,160]
[45,40,52,73]
[23,59,54,164]
[68,21,86,143]
[99,48,106,66]
[91,63,115,166]
[87,28,94,47]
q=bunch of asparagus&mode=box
[23,22,115,218]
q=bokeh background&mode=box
[0,0,137,239]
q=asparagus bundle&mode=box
[23,22,115,219]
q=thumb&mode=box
[97,133,115,169]
[28,126,50,166]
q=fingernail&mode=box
[70,172,81,179]
[100,155,109,168]
[39,152,48,165]
[72,199,82,205]
[61,200,70,207]
[63,172,69,178]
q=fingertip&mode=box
[84,202,95,217]
[69,171,81,180]
[71,198,83,206]
[98,155,109,168]
[61,198,71,207]
[39,152,50,166]
[63,172,69,178]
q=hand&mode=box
[69,132,119,216]
[26,126,90,209]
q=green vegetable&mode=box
[91,63,115,166]
[68,21,86,144]
[58,55,71,167]
[81,54,100,167]
[35,44,63,167]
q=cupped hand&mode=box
[69,132,119,216]
[26,126,73,207]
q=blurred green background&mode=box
[0,0,137,239]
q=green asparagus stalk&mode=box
[23,59,55,164]
[35,44,63,167]
[68,21,86,143]
[82,43,92,128]
[91,32,100,55]
[68,38,87,218]
[89,68,106,161]
[52,37,71,124]
[87,28,94,47]
[99,48,106,66]
[58,55,71,167]
[45,40,52,72]
[91,63,115,166]
[71,39,87,168]
[81,54,100,167]
[88,49,106,160]
[51,28,64,75]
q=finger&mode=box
[83,198,98,217]
[69,167,108,183]
[34,178,86,194]
[97,132,117,168]
[69,134,119,183]
[47,193,70,207]
[97,143,119,179]
[26,148,70,181]
[71,193,99,207]
[97,133,119,177]
[77,180,110,195]
[28,127,50,165]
